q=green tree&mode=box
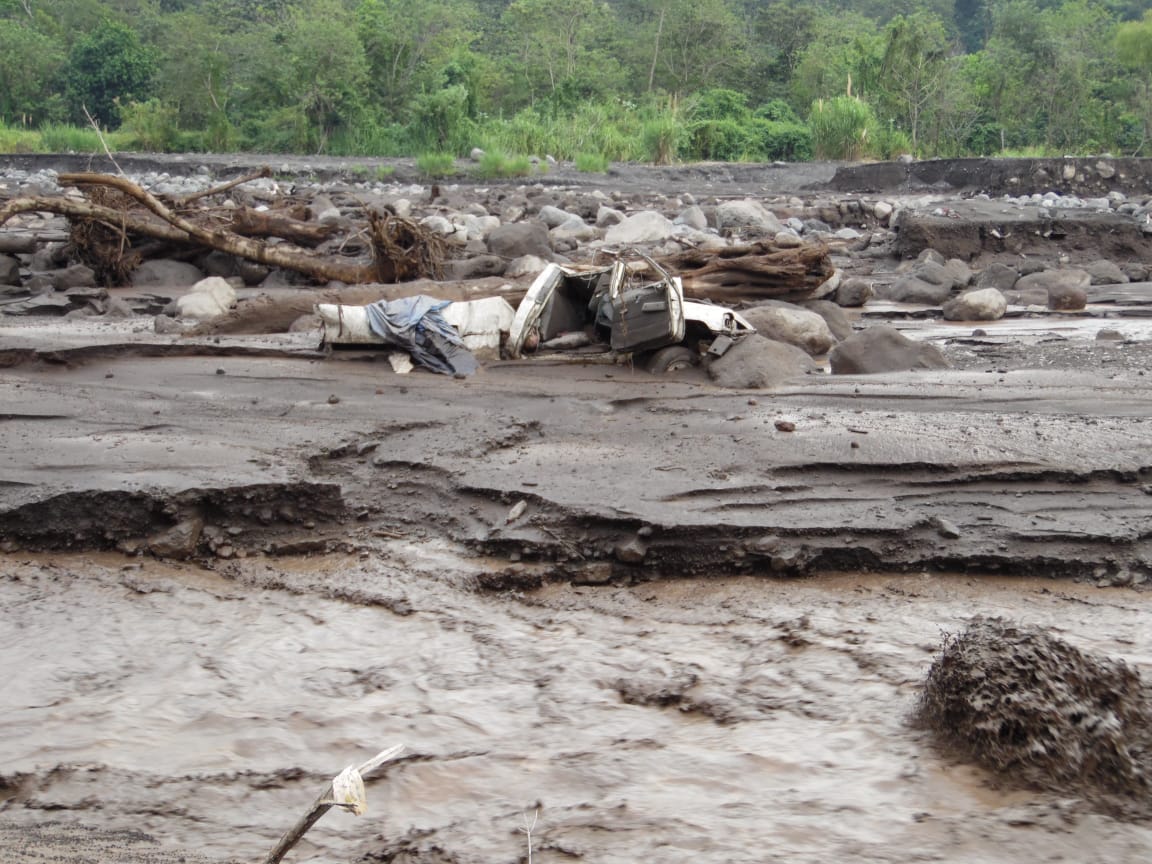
[791,12,884,106]
[877,12,950,151]
[644,0,749,95]
[63,19,156,125]
[500,0,620,104]
[357,0,478,117]
[0,20,65,123]
[1115,10,1152,152]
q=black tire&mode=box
[645,345,698,374]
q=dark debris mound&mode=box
[915,618,1152,817]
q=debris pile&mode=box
[915,618,1152,817]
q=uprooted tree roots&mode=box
[914,618,1152,818]
[0,171,447,287]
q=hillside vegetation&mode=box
[2,0,1152,162]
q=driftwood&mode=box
[657,241,834,303]
[231,207,339,247]
[0,172,446,286]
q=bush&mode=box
[692,88,751,122]
[754,99,802,124]
[574,152,609,172]
[808,96,877,161]
[641,116,684,165]
[410,85,474,153]
[687,119,749,161]
[746,118,813,161]
[474,150,532,178]
[871,125,912,160]
[119,98,180,152]
[416,151,457,177]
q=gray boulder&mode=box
[54,264,97,290]
[596,206,625,228]
[974,263,1019,292]
[133,259,204,288]
[538,205,580,229]
[740,304,837,356]
[829,326,951,374]
[835,277,874,307]
[674,205,708,231]
[798,299,853,341]
[0,254,19,285]
[942,288,1008,322]
[716,199,782,236]
[1083,260,1128,285]
[879,260,954,304]
[1014,269,1090,311]
[486,222,551,260]
[605,211,676,245]
[505,255,550,278]
[708,334,816,389]
[442,255,507,280]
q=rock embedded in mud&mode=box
[707,334,816,389]
[604,211,675,246]
[740,304,837,356]
[146,516,204,559]
[614,536,648,564]
[915,618,1152,817]
[715,199,782,236]
[829,326,950,375]
[835,276,874,307]
[486,222,551,260]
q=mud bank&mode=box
[5,153,1152,197]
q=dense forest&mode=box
[3,0,1152,162]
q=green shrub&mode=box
[416,151,457,177]
[754,99,803,124]
[641,116,684,165]
[871,125,912,160]
[118,98,180,152]
[475,149,532,178]
[746,118,813,161]
[692,88,751,122]
[574,152,609,172]
[687,119,749,161]
[0,121,41,153]
[807,96,877,161]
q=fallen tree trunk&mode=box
[188,277,525,336]
[230,207,339,247]
[657,242,834,303]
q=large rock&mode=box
[835,277,874,307]
[974,263,1019,292]
[829,326,951,374]
[486,222,551,259]
[538,205,580,229]
[0,254,19,285]
[53,264,97,290]
[133,259,204,288]
[1014,269,1090,311]
[716,199,782,236]
[741,303,838,356]
[1083,260,1128,285]
[942,288,1007,322]
[175,276,237,321]
[442,255,507,280]
[798,299,853,341]
[674,205,708,231]
[879,260,955,304]
[604,211,676,245]
[596,206,625,228]
[505,255,550,278]
[708,334,816,389]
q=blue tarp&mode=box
[363,295,478,376]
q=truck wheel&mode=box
[645,345,698,374]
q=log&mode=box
[656,241,834,303]
[230,207,339,247]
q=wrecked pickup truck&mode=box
[508,260,755,372]
[312,258,755,375]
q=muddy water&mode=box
[2,552,1151,863]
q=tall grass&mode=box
[474,150,533,179]
[808,96,877,161]
[416,151,457,177]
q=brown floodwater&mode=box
[2,550,1151,863]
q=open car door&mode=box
[606,259,686,353]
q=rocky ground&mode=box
[2,154,1152,863]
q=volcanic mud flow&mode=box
[2,554,1152,864]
